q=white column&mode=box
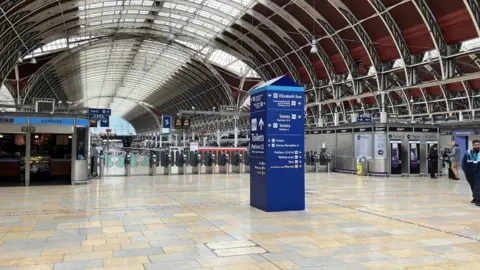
[234,119,238,148]
[333,113,340,126]
[216,129,221,147]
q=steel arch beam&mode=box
[411,0,451,80]
[327,0,382,88]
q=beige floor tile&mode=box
[103,256,150,267]
[1,232,30,240]
[211,264,261,270]
[102,226,126,234]
[28,230,55,239]
[270,260,299,269]
[42,246,92,255]
[63,251,113,262]
[101,221,124,227]
[0,255,64,266]
[88,266,145,270]
[79,221,102,228]
[198,255,258,268]
[383,248,436,258]
[360,261,404,269]
[94,244,122,252]
[162,245,197,253]
[107,237,131,244]
[82,239,107,246]
[16,264,54,270]
[120,242,151,250]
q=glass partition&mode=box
[76,127,87,160]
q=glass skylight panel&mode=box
[393,58,405,68]
[461,37,480,52]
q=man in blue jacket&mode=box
[462,139,480,205]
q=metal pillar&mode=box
[216,129,221,147]
[182,131,186,147]
[25,130,31,186]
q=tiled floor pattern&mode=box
[0,173,479,269]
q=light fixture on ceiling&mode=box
[168,32,175,41]
[410,97,414,103]
[17,52,23,63]
[29,57,37,64]
[310,39,318,54]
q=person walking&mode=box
[428,145,439,179]
[462,140,480,204]
[448,141,461,180]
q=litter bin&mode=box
[357,156,368,176]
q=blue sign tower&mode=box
[249,76,305,212]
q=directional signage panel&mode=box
[88,108,111,116]
[250,79,305,213]
[265,91,303,110]
[100,119,109,128]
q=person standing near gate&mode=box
[448,141,461,180]
[428,145,439,179]
[462,139,480,204]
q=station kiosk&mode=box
[390,141,402,175]
[0,114,89,186]
[409,141,421,175]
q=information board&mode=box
[250,76,305,212]
[163,116,172,129]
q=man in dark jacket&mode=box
[462,139,480,204]
[428,145,439,179]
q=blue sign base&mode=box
[249,76,305,212]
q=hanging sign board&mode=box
[89,119,98,127]
[182,118,190,130]
[163,116,172,129]
[175,117,183,129]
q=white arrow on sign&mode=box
[259,118,264,130]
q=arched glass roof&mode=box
[24,0,259,116]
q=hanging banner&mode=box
[374,133,387,159]
[163,116,172,129]
[355,133,372,158]
[100,118,109,127]
[182,118,190,130]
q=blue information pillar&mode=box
[249,76,305,212]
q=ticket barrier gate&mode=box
[205,152,216,174]
[161,151,172,175]
[218,152,230,174]
[231,152,243,173]
[177,151,187,175]
[319,148,333,173]
[125,152,131,177]
[305,151,317,173]
[244,152,250,173]
[149,152,157,176]
[99,154,105,179]
[190,151,202,175]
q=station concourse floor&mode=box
[0,174,480,270]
